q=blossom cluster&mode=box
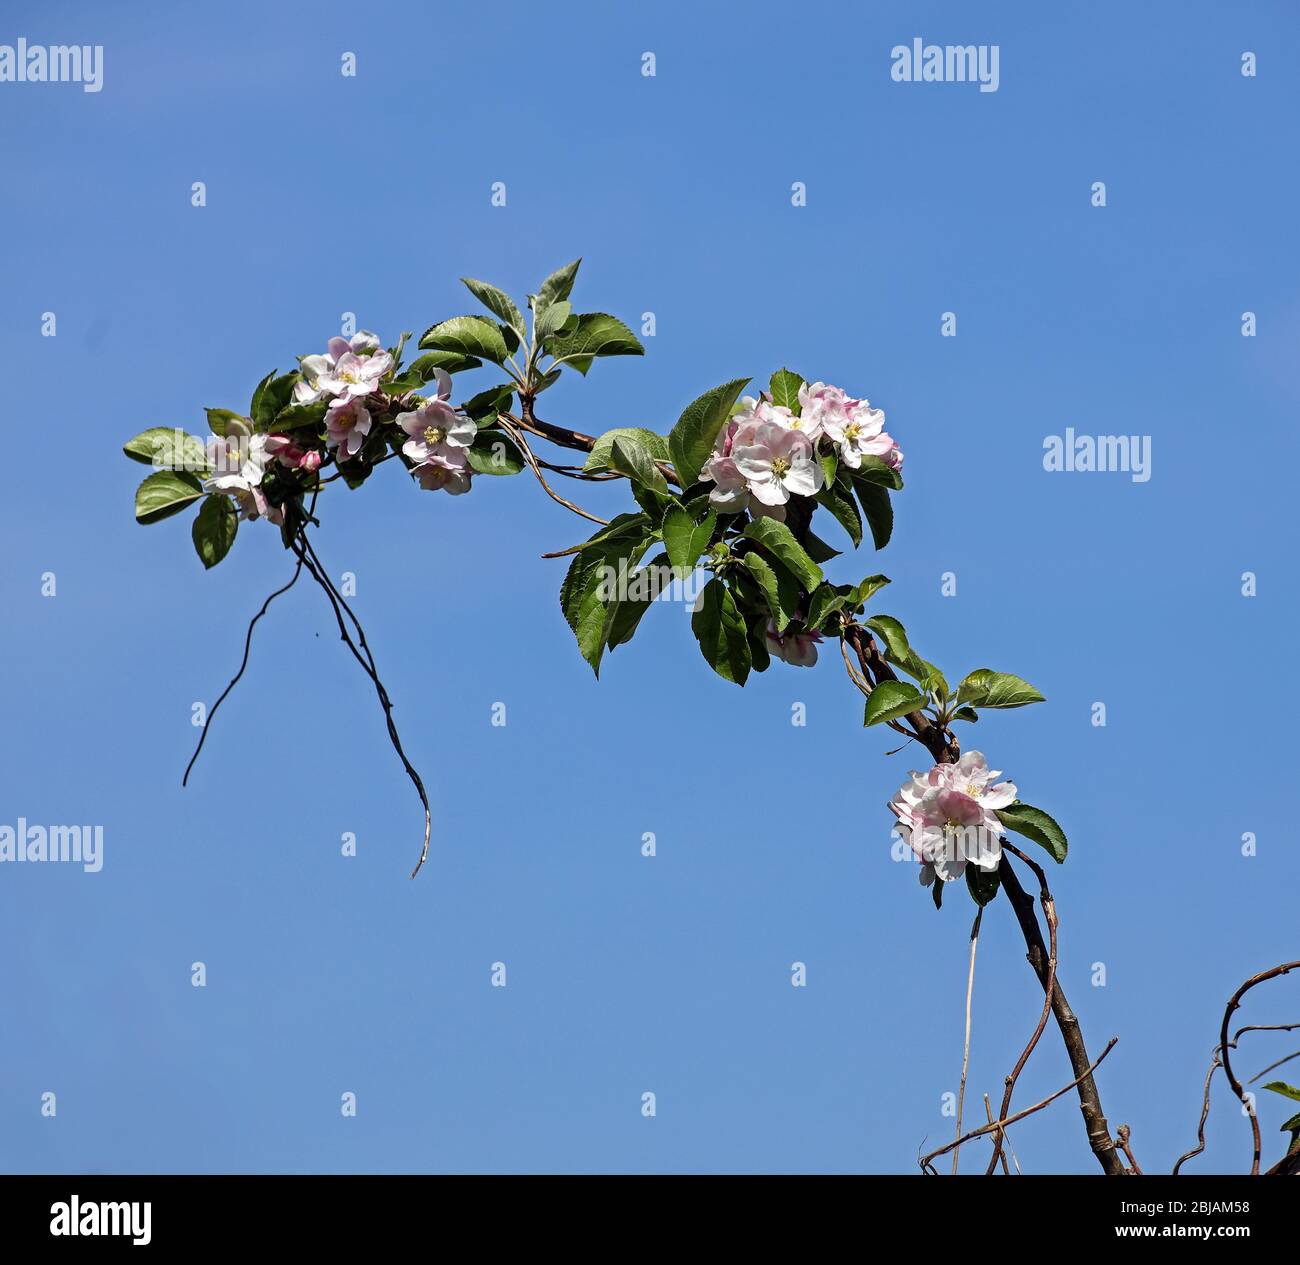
[200,331,476,523]
[700,381,902,522]
[888,752,1016,884]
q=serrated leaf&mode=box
[854,479,893,549]
[535,259,581,316]
[854,455,904,490]
[691,577,751,685]
[995,802,1068,864]
[419,315,510,363]
[742,517,822,592]
[191,494,238,568]
[407,350,483,379]
[1263,1082,1300,1104]
[952,706,979,723]
[134,470,204,525]
[804,582,844,632]
[864,680,928,726]
[250,372,297,430]
[769,368,803,412]
[667,378,750,489]
[608,435,669,494]
[583,427,670,472]
[123,427,209,470]
[742,552,800,633]
[957,670,1046,709]
[272,401,328,431]
[815,480,862,546]
[461,277,525,337]
[465,430,525,475]
[544,312,644,369]
[662,504,716,578]
[850,574,891,606]
[204,408,248,437]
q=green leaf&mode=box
[849,574,890,606]
[804,582,845,632]
[854,479,893,549]
[802,530,841,564]
[407,350,483,379]
[662,504,717,577]
[204,408,248,437]
[418,315,510,364]
[465,430,525,475]
[560,525,650,676]
[864,615,912,663]
[605,550,667,652]
[815,480,863,546]
[250,372,297,430]
[1263,1082,1300,1104]
[534,299,572,341]
[272,401,328,431]
[864,680,928,727]
[995,802,1068,864]
[123,427,208,470]
[544,312,644,369]
[667,377,750,489]
[534,259,581,317]
[854,455,904,490]
[191,495,238,568]
[461,277,525,338]
[462,383,516,421]
[957,670,1046,709]
[134,470,204,525]
[742,517,823,592]
[583,427,670,472]
[691,577,751,685]
[952,706,979,723]
[549,512,650,558]
[768,368,803,412]
[608,435,669,494]
[966,865,1001,907]
[1281,1110,1300,1134]
[742,552,800,633]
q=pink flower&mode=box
[263,434,322,471]
[296,331,386,403]
[799,381,904,472]
[764,621,822,667]
[201,434,283,523]
[412,447,472,495]
[325,397,372,460]
[731,420,824,508]
[889,753,1017,884]
[396,375,475,465]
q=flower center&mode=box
[341,370,358,383]
[771,456,791,478]
[844,422,861,440]
[424,425,446,446]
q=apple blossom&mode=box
[731,419,824,509]
[412,448,472,495]
[396,377,475,466]
[295,330,386,404]
[263,434,321,471]
[765,621,822,666]
[325,397,372,460]
[889,752,1017,884]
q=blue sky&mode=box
[1,0,1298,1174]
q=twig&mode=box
[983,1095,1012,1173]
[986,843,1057,1173]
[1116,1124,1143,1175]
[1248,1046,1300,1085]
[1173,1050,1221,1175]
[498,415,610,525]
[182,553,305,786]
[293,532,433,879]
[953,906,983,1173]
[1218,960,1300,1174]
[920,1037,1119,1168]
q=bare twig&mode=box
[498,415,610,525]
[984,1094,1014,1174]
[986,843,1057,1174]
[293,532,433,879]
[182,552,305,786]
[1116,1124,1143,1175]
[953,906,983,1173]
[921,1037,1119,1168]
[1173,1050,1221,1175]
[1218,960,1300,1174]
[1248,1046,1300,1085]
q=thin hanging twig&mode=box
[182,553,305,786]
[952,906,983,1173]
